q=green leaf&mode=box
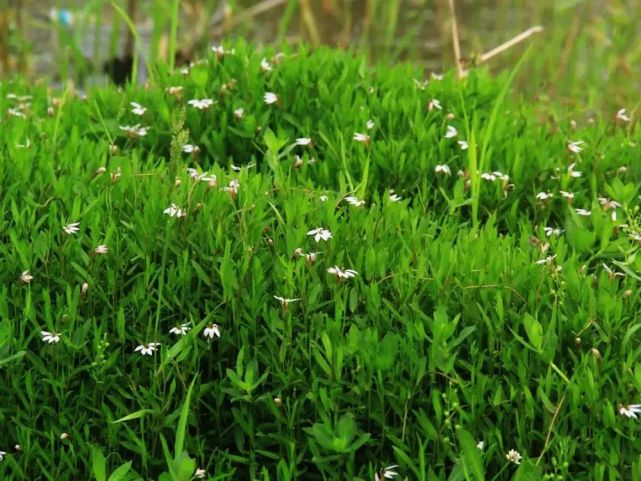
[175,377,197,456]
[0,351,26,369]
[112,409,154,424]
[171,451,197,481]
[91,446,107,481]
[512,459,543,480]
[456,429,484,481]
[522,313,543,351]
[107,462,132,481]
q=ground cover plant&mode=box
[1,42,641,481]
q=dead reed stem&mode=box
[446,0,465,79]
[480,25,544,63]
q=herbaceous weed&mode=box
[0,41,641,481]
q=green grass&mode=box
[1,42,641,481]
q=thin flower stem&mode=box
[536,393,567,465]
[549,361,571,385]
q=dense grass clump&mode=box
[1,42,641,481]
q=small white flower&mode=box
[203,323,220,340]
[60,432,70,440]
[575,208,592,217]
[413,78,429,90]
[231,163,255,172]
[428,99,442,111]
[264,92,279,105]
[536,255,556,265]
[374,465,399,481]
[0,450,5,462]
[195,468,206,479]
[544,227,563,237]
[135,342,160,356]
[567,163,582,178]
[41,331,61,344]
[223,179,240,197]
[233,107,245,119]
[169,323,191,336]
[6,93,32,102]
[7,107,26,118]
[434,164,451,175]
[188,98,214,110]
[506,449,522,465]
[20,270,33,283]
[119,124,149,137]
[319,194,329,202]
[567,140,584,154]
[183,144,201,154]
[629,232,641,242]
[458,140,469,150]
[389,193,402,202]
[481,172,496,181]
[130,102,146,116]
[560,190,575,200]
[603,263,625,278]
[303,251,321,265]
[598,197,621,210]
[211,45,234,58]
[619,404,641,418]
[63,222,80,235]
[274,296,301,308]
[307,227,332,243]
[445,125,457,138]
[94,244,109,255]
[477,441,485,451]
[616,108,631,123]
[164,204,186,218]
[186,168,216,183]
[345,196,365,207]
[493,171,509,182]
[165,86,184,97]
[353,132,370,144]
[260,58,273,72]
[536,192,553,201]
[327,266,358,279]
[366,119,375,130]
[296,137,312,146]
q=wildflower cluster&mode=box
[0,44,639,481]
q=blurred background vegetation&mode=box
[0,0,639,112]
